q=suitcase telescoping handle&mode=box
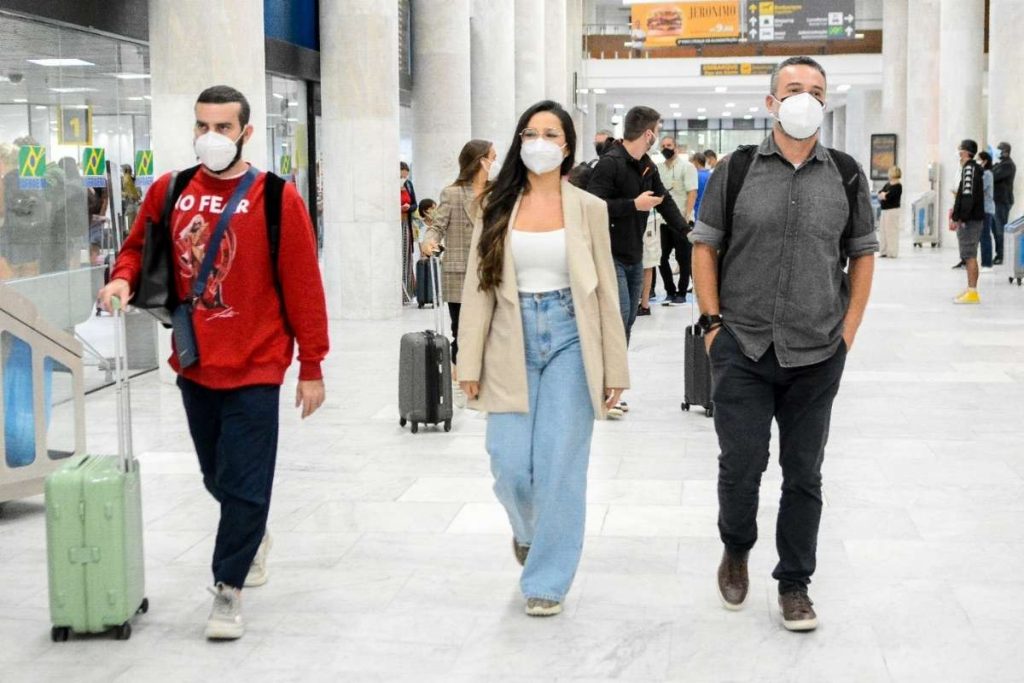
[111,297,134,472]
[429,255,445,336]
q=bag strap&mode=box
[263,171,286,295]
[161,165,201,231]
[723,145,758,237]
[826,147,860,241]
[190,168,258,301]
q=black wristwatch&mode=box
[697,314,723,334]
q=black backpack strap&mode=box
[160,165,201,229]
[826,148,860,240]
[263,172,287,321]
[724,145,758,237]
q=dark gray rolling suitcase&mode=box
[681,324,714,418]
[399,256,453,433]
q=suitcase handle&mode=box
[429,255,446,336]
[111,297,134,472]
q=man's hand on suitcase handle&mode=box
[296,380,325,419]
[461,381,480,400]
[98,278,133,313]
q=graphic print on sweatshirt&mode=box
[172,192,251,318]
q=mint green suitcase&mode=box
[45,301,147,641]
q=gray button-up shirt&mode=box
[689,134,879,368]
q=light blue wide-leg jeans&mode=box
[485,288,595,602]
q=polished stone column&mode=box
[988,0,1024,218]
[471,0,516,158]
[515,0,547,115]
[904,0,940,214]
[821,110,834,148]
[413,0,472,201]
[320,0,401,319]
[545,0,569,105]
[938,0,984,222]
[846,90,883,173]
[832,105,847,153]
[881,0,908,159]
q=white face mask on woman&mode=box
[771,92,824,141]
[484,157,501,181]
[520,139,565,175]
[194,130,245,173]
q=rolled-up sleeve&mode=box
[844,164,880,258]
[688,155,729,250]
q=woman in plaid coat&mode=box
[423,139,496,376]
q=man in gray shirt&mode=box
[689,56,877,632]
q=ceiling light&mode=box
[28,58,95,67]
[34,105,47,110]
[273,93,284,99]
[578,88,589,94]
[143,95,152,100]
[697,115,707,121]
[109,73,149,80]
[714,86,728,93]
[13,98,27,103]
[721,111,732,117]
[127,96,144,101]
[286,118,299,122]
[613,103,625,109]
[749,106,759,112]
[49,87,97,93]
[743,115,753,120]
[836,84,851,92]
[592,88,607,95]
[669,103,680,109]
[673,112,682,117]
[725,102,735,108]
[697,107,707,113]
[288,101,298,107]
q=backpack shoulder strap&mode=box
[161,165,201,228]
[263,171,286,298]
[826,148,860,239]
[724,145,758,235]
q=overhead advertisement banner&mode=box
[701,62,777,76]
[745,0,856,42]
[632,1,742,47]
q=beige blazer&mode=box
[458,181,630,419]
[425,184,477,303]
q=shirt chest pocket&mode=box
[802,195,849,243]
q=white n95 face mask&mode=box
[486,158,501,181]
[194,131,244,173]
[772,92,824,141]
[520,139,565,175]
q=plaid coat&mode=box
[425,183,478,304]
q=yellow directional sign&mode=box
[58,106,92,146]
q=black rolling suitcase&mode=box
[399,256,453,433]
[682,324,714,418]
[415,258,435,308]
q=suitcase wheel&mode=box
[1018,278,1022,287]
[138,598,149,615]
[705,406,714,418]
[411,422,419,434]
[681,402,690,412]
[51,626,70,642]
[399,418,407,428]
[418,303,425,309]
[444,420,452,432]
[1010,277,1014,284]
[115,622,132,640]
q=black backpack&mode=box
[160,165,286,295]
[722,144,861,262]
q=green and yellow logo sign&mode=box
[82,147,107,188]
[279,154,292,175]
[135,149,154,187]
[17,145,46,190]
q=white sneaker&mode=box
[607,405,624,420]
[205,583,244,640]
[244,532,272,588]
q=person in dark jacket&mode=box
[586,105,688,418]
[877,166,903,258]
[952,139,985,304]
[991,142,1016,266]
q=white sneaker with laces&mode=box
[244,532,272,588]
[205,583,244,640]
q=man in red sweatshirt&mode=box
[98,85,328,641]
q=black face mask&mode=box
[662,147,676,160]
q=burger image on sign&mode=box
[646,7,682,36]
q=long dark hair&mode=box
[476,100,577,292]
[454,139,493,186]
[977,150,993,170]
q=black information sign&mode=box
[746,0,856,42]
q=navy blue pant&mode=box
[709,329,846,595]
[178,377,280,588]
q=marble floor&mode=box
[2,243,1023,682]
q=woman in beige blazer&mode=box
[422,140,496,378]
[458,101,629,617]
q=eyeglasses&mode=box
[521,128,564,142]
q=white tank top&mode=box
[510,229,571,293]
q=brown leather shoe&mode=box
[717,548,749,610]
[513,538,530,567]
[779,591,818,631]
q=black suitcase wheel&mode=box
[444,420,452,432]
[418,303,425,309]
[1010,277,1014,284]
[115,622,132,640]
[705,406,714,418]
[51,626,70,642]
[399,418,407,427]
[138,598,149,615]
[411,422,419,434]
[681,402,690,412]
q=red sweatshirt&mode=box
[112,166,329,389]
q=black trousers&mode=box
[449,302,461,366]
[178,377,280,588]
[709,328,847,594]
[659,227,691,298]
